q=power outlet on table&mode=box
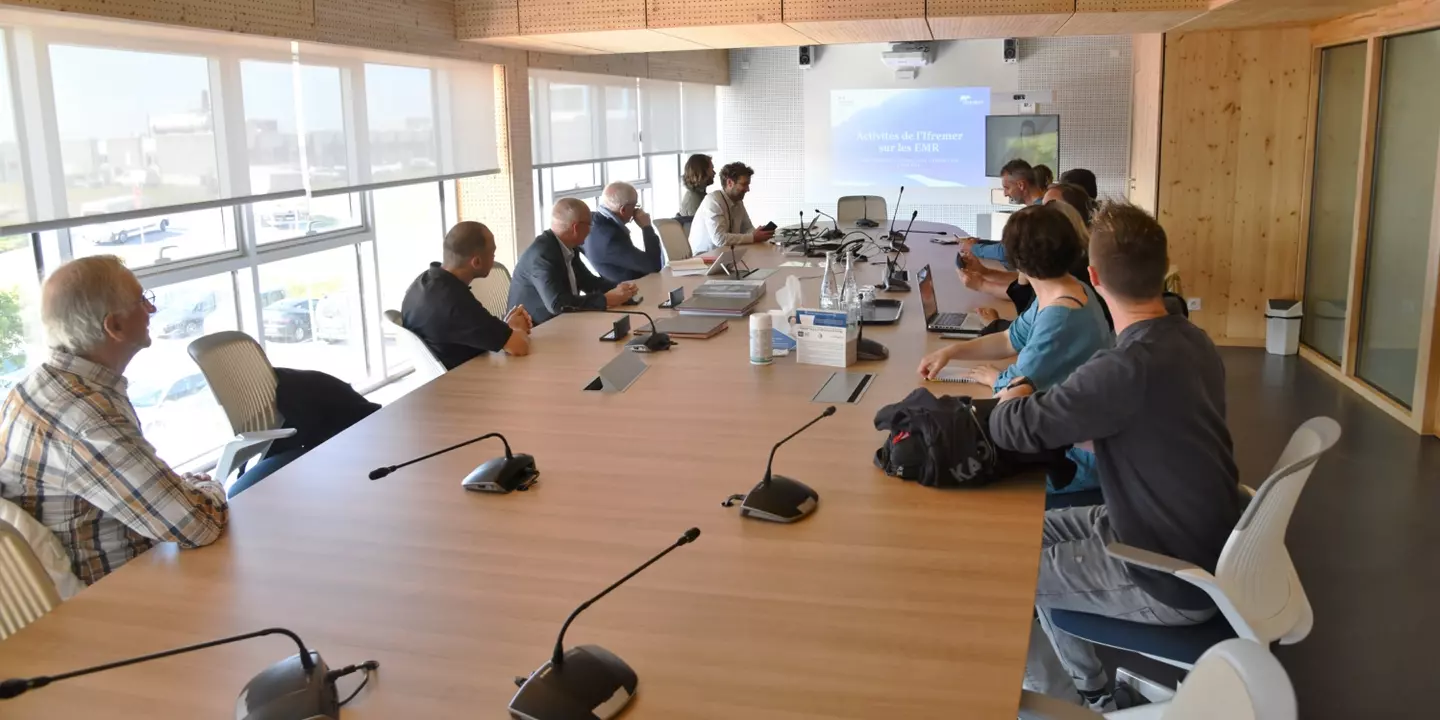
[1187,297,1202,312]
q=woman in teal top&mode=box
[918,203,1113,494]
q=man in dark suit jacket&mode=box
[509,198,638,326]
[582,181,663,283]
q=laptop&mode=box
[919,264,985,334]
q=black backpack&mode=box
[873,388,1078,490]
[873,388,999,488]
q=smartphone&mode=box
[761,221,777,232]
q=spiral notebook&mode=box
[927,368,986,385]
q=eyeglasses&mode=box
[139,290,156,312]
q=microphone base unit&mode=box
[235,651,337,720]
[625,332,674,353]
[854,219,879,229]
[736,475,819,523]
[508,645,637,720]
[462,454,539,493]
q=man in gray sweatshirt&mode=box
[989,202,1243,710]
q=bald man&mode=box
[508,199,638,326]
[0,256,228,586]
[401,221,532,370]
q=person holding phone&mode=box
[688,161,775,255]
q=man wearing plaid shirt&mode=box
[0,256,229,586]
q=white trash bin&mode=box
[1265,300,1303,356]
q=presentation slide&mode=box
[828,88,991,191]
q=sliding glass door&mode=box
[1356,29,1440,406]
[1301,42,1367,363]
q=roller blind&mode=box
[680,82,718,152]
[0,10,501,232]
[530,69,642,166]
[641,79,682,155]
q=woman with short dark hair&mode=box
[677,153,714,218]
[919,204,1113,495]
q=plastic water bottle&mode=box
[840,250,861,331]
[819,251,840,310]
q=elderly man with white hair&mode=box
[509,198,639,326]
[0,255,228,586]
[581,181,663,284]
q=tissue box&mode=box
[794,308,856,367]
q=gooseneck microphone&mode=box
[884,186,907,240]
[0,627,377,718]
[723,406,837,523]
[606,308,673,352]
[369,431,538,493]
[509,528,703,720]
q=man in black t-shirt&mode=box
[989,203,1242,710]
[401,222,532,370]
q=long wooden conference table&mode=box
[0,221,1047,718]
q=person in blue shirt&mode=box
[963,158,1046,265]
[918,204,1113,494]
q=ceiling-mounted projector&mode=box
[882,43,931,68]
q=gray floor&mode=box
[1096,349,1440,718]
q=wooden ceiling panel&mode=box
[1058,9,1206,35]
[783,18,933,43]
[1074,0,1202,9]
[518,0,644,35]
[653,23,817,48]
[470,35,609,53]
[1176,0,1398,32]
[648,0,782,28]
[929,13,1073,39]
[457,0,520,38]
[560,29,710,52]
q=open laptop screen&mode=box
[918,264,938,320]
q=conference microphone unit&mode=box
[369,431,538,493]
[606,309,674,352]
[0,627,377,719]
[722,406,836,523]
[890,209,919,246]
[812,209,845,241]
[508,528,702,720]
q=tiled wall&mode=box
[719,37,1134,235]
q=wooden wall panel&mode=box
[646,49,730,84]
[1313,0,1440,46]
[313,0,498,61]
[1157,28,1313,344]
[1129,32,1162,213]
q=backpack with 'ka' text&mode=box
[873,388,999,488]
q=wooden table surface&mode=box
[0,224,1045,719]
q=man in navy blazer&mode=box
[581,181,663,283]
[509,198,638,326]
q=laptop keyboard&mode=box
[931,312,969,330]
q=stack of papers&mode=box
[676,294,762,317]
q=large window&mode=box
[50,45,220,215]
[0,11,503,474]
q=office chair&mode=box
[654,217,692,262]
[1017,638,1296,720]
[187,332,297,490]
[383,310,446,382]
[470,262,512,319]
[1048,418,1339,687]
[0,499,84,639]
[836,195,887,225]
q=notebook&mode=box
[634,315,730,339]
[676,294,761,317]
[669,257,711,277]
[926,367,987,385]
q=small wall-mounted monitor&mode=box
[985,115,1059,177]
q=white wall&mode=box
[720,37,1134,235]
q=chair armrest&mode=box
[1018,691,1102,720]
[1105,542,1198,575]
[236,428,297,442]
